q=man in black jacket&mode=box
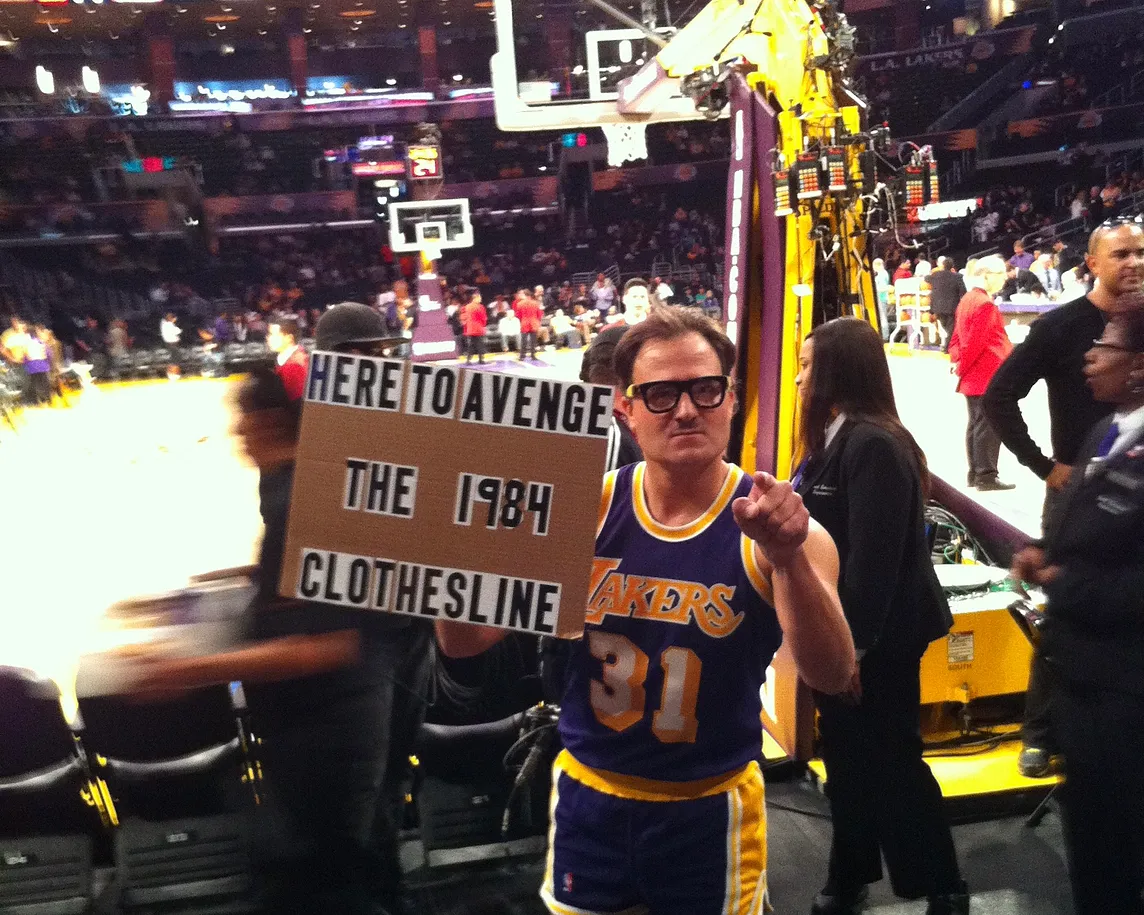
[984,220,1144,776]
[925,257,966,353]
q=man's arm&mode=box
[983,320,1056,480]
[734,473,855,695]
[759,525,855,695]
[128,631,360,696]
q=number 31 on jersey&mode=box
[589,632,702,744]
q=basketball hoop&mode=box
[418,243,443,277]
[601,122,649,168]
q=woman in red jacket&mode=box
[461,290,488,364]
[949,255,1015,491]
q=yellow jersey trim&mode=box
[632,462,742,543]
[597,471,618,539]
[554,748,756,802]
[740,535,775,605]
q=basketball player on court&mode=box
[437,308,856,914]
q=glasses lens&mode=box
[691,377,727,407]
[642,382,680,413]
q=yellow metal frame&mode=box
[656,0,877,477]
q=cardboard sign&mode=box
[279,354,612,637]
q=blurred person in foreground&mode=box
[984,219,1143,777]
[1011,304,1144,915]
[131,304,432,915]
[436,308,856,915]
[949,256,1015,492]
[794,318,967,915]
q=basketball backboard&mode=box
[387,199,474,255]
[490,0,716,132]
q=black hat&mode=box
[315,302,396,351]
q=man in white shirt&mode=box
[160,313,182,380]
[497,309,521,354]
[160,313,181,346]
[652,276,674,306]
[549,309,575,348]
[589,274,616,317]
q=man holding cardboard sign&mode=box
[437,308,856,915]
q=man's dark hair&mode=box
[612,307,735,388]
[580,325,628,386]
[272,318,300,341]
[799,317,929,495]
[623,277,648,294]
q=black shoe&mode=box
[927,882,970,914]
[811,886,868,915]
[975,478,1016,492]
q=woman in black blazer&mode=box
[794,318,966,915]
[1011,306,1144,915]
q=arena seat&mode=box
[130,350,160,380]
[0,667,96,915]
[74,687,256,913]
[108,352,135,382]
[412,709,554,867]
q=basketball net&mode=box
[419,244,442,276]
[601,122,649,168]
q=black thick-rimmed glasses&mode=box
[625,375,732,414]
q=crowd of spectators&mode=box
[1030,25,1144,115]
[578,184,723,274]
[0,169,729,362]
[970,185,1053,245]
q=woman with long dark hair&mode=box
[794,318,968,915]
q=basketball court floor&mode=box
[0,349,1070,914]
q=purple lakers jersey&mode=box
[559,462,782,782]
